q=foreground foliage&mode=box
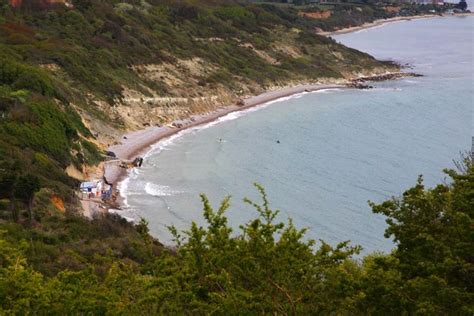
[0,159,472,314]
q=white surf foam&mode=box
[108,208,139,223]
[145,182,183,197]
[117,176,131,207]
[352,19,407,34]
[361,87,402,92]
[311,88,342,94]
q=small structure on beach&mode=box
[132,157,144,167]
[79,179,112,200]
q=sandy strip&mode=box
[104,83,345,188]
[318,14,441,36]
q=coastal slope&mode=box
[0,0,400,210]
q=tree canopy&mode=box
[458,0,468,11]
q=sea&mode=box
[118,16,473,253]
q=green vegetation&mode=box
[254,0,455,31]
[0,0,398,213]
[0,159,472,314]
[1,2,469,312]
[0,0,389,101]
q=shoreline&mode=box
[103,83,346,208]
[97,12,467,213]
[97,13,444,212]
[102,71,416,212]
[317,13,474,36]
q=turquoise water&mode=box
[120,16,473,253]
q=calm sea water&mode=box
[119,16,473,253]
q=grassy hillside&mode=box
[0,0,397,215]
[1,0,391,102]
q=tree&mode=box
[0,162,18,221]
[165,184,361,314]
[14,175,40,225]
[457,0,468,11]
[369,156,474,314]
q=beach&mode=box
[97,13,468,214]
[99,14,473,249]
[95,13,471,208]
[95,63,430,217]
[104,83,345,193]
[318,14,440,36]
[319,12,474,37]
[103,70,415,202]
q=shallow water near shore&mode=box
[120,16,473,253]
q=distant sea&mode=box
[119,16,473,253]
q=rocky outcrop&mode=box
[351,72,422,83]
[347,72,422,89]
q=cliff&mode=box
[0,0,397,212]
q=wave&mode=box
[265,93,304,105]
[117,168,146,207]
[118,176,131,207]
[352,19,408,34]
[312,88,342,94]
[144,132,186,159]
[145,182,183,197]
[361,87,402,92]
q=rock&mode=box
[349,72,423,86]
[347,82,373,89]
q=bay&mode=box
[120,16,473,253]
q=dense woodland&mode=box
[0,0,472,314]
